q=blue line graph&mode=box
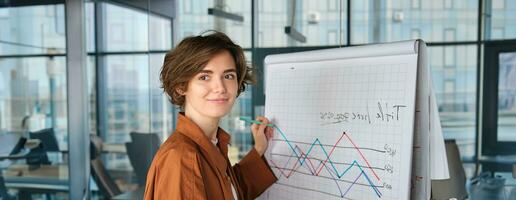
[241,117,387,198]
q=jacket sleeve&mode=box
[232,148,278,200]
[144,147,207,200]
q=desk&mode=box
[479,155,516,165]
[103,143,127,154]
[57,143,127,154]
[2,164,68,191]
[479,155,516,173]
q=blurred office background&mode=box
[0,0,515,199]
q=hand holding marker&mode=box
[239,117,275,127]
[240,116,275,156]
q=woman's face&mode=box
[183,50,239,120]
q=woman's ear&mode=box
[176,83,187,95]
[176,88,185,95]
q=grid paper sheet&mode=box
[258,52,419,200]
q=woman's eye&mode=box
[199,75,209,80]
[225,74,236,80]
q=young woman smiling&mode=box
[144,31,277,200]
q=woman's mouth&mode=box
[207,98,229,104]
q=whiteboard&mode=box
[259,41,420,200]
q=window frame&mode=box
[481,40,516,156]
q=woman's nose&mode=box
[212,77,227,93]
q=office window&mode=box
[498,53,516,141]
[491,27,505,39]
[183,0,192,14]
[114,110,125,119]
[411,0,421,9]
[258,0,348,47]
[258,31,264,46]
[0,57,67,138]
[224,0,252,48]
[328,0,338,11]
[87,56,97,136]
[444,80,456,115]
[444,28,456,41]
[109,23,125,43]
[0,55,70,198]
[444,46,456,67]
[328,30,337,44]
[492,0,505,9]
[176,0,251,48]
[103,55,151,144]
[86,2,95,52]
[0,5,66,55]
[428,45,477,159]
[54,5,66,35]
[0,8,8,17]
[85,2,176,194]
[445,68,456,78]
[259,0,265,12]
[444,80,456,103]
[444,29,456,67]
[149,15,172,51]
[351,0,477,44]
[487,0,516,39]
[176,0,214,43]
[0,6,69,169]
[103,3,149,52]
[411,28,421,39]
[149,53,175,139]
[444,0,454,9]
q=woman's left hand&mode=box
[251,116,274,156]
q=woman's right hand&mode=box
[251,116,274,156]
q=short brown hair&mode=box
[160,31,256,109]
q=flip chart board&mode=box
[258,40,449,200]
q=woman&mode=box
[144,31,277,200]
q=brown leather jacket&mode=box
[144,113,277,200]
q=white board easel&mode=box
[258,40,449,200]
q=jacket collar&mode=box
[176,112,231,174]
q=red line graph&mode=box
[343,132,381,181]
[268,130,385,198]
[272,130,383,183]
[314,133,346,175]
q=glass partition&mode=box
[0,4,69,199]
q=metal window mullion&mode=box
[95,1,109,142]
[475,0,485,173]
[65,0,90,199]
[347,0,350,45]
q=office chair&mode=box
[91,158,122,198]
[90,135,122,198]
[28,128,60,165]
[0,134,48,166]
[29,128,59,152]
[125,132,160,186]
